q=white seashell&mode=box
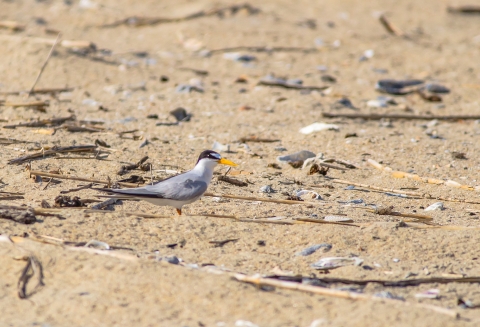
[424,202,444,211]
[85,240,110,250]
[299,122,339,134]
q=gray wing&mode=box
[146,178,208,201]
[108,174,208,201]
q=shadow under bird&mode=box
[97,150,237,215]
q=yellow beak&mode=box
[218,158,238,167]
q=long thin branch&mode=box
[28,33,61,97]
[322,112,480,120]
[233,274,458,318]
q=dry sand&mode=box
[1,0,480,326]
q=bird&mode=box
[97,150,238,215]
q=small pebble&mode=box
[163,256,180,265]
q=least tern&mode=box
[98,150,237,215]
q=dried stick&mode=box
[295,217,360,227]
[3,115,75,129]
[365,208,432,221]
[1,101,49,108]
[17,255,44,299]
[0,34,95,50]
[367,159,478,194]
[378,14,405,36]
[28,170,139,188]
[203,192,323,206]
[238,136,281,143]
[84,209,237,220]
[9,145,97,164]
[99,3,259,28]
[209,46,318,54]
[269,274,480,287]
[258,79,328,91]
[447,6,480,14]
[217,175,248,187]
[233,274,458,318]
[28,33,61,97]
[0,20,25,31]
[322,112,480,120]
[0,87,74,96]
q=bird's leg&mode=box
[176,208,182,215]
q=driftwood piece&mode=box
[0,209,36,224]
[0,87,74,96]
[378,14,405,36]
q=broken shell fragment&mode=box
[277,150,316,163]
[424,202,444,211]
[295,243,332,256]
[311,257,364,270]
[85,240,110,250]
[299,122,339,134]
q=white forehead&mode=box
[211,152,221,159]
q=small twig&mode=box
[42,178,53,191]
[238,136,281,143]
[28,33,61,97]
[178,67,209,76]
[366,207,432,221]
[99,3,259,28]
[203,192,323,206]
[378,14,405,37]
[209,46,318,54]
[322,112,480,120]
[285,275,480,287]
[295,217,359,227]
[1,101,49,108]
[17,255,44,299]
[60,184,94,194]
[9,145,97,165]
[209,238,239,247]
[447,5,480,14]
[258,79,328,91]
[62,124,105,133]
[0,20,25,31]
[217,175,248,187]
[233,274,458,318]
[0,34,95,49]
[3,115,75,129]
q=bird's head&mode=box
[196,150,238,167]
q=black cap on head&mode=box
[197,150,221,164]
